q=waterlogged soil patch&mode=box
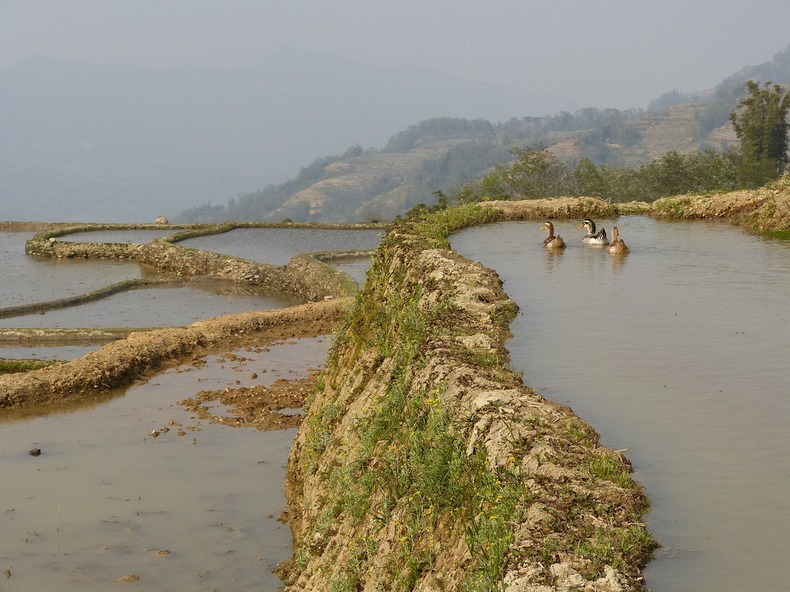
[177,374,315,431]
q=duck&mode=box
[577,218,609,245]
[607,226,630,254]
[540,221,566,249]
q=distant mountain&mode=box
[177,117,518,222]
[716,44,790,94]
[0,49,573,222]
[179,46,790,224]
[174,105,736,223]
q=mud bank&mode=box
[0,299,349,408]
[478,177,790,232]
[281,206,655,592]
[23,226,363,303]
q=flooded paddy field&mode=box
[176,227,383,265]
[0,282,302,330]
[1,232,147,308]
[0,336,329,592]
[452,217,790,592]
[9,213,787,590]
[0,226,367,589]
[0,227,375,360]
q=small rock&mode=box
[28,448,41,457]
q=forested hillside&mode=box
[175,45,790,223]
[174,106,731,223]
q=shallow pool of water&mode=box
[0,336,328,591]
[0,344,103,361]
[1,232,146,308]
[0,282,302,329]
[329,257,372,286]
[452,217,790,592]
[177,227,383,265]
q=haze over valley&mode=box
[0,50,570,221]
[2,2,789,222]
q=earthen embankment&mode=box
[280,205,656,591]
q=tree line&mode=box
[415,81,790,214]
[177,80,789,223]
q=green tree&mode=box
[570,157,609,198]
[485,147,568,199]
[729,80,790,178]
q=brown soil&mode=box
[176,373,316,431]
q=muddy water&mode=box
[177,227,383,265]
[1,232,146,307]
[452,217,790,592]
[0,336,329,591]
[0,282,302,329]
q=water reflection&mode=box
[541,246,565,271]
[0,386,123,422]
[452,217,790,592]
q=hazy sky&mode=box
[2,0,789,109]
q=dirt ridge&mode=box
[280,216,654,591]
[0,299,351,408]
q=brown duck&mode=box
[607,226,630,254]
[540,221,566,249]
